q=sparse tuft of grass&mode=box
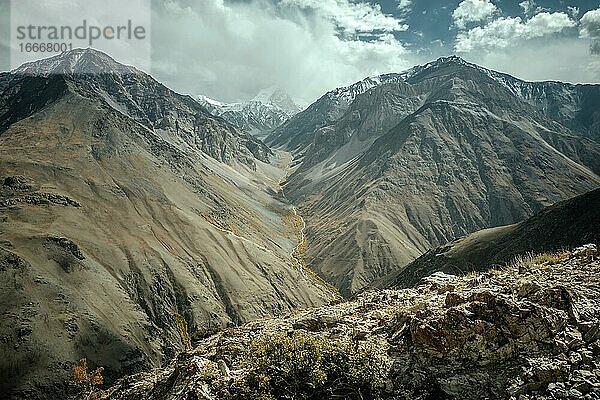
[510,250,570,271]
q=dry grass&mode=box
[202,213,220,229]
[203,213,241,236]
[510,250,571,271]
[291,238,340,297]
[282,211,304,242]
[171,309,192,352]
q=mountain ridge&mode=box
[373,188,600,290]
[2,48,273,169]
[101,244,600,400]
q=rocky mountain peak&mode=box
[326,74,404,104]
[251,86,301,116]
[12,48,136,76]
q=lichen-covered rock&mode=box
[102,245,600,399]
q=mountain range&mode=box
[0,49,599,399]
[270,56,600,295]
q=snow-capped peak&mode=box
[198,94,226,107]
[197,87,301,135]
[13,47,136,76]
[251,86,301,116]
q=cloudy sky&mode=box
[148,0,600,103]
[2,0,600,104]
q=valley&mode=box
[0,49,599,400]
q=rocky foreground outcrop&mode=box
[101,245,600,399]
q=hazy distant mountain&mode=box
[275,56,600,296]
[253,86,302,115]
[198,87,301,137]
[0,49,331,399]
[374,188,600,289]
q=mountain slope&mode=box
[2,48,272,169]
[0,50,333,399]
[375,188,600,289]
[278,57,600,296]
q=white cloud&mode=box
[526,12,576,35]
[470,37,600,83]
[397,0,412,13]
[150,0,413,104]
[567,6,580,19]
[455,12,576,52]
[279,0,408,36]
[452,0,498,29]
[519,1,535,16]
[580,8,600,38]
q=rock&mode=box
[569,388,583,398]
[570,352,583,365]
[217,359,230,377]
[45,237,86,260]
[572,244,598,259]
[560,327,586,350]
[531,358,568,383]
[292,317,322,331]
[571,381,590,394]
[421,272,457,294]
[517,281,542,298]
[18,326,32,338]
[583,323,600,343]
[2,176,33,190]
[445,292,465,307]
[579,350,594,364]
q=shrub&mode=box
[232,332,388,400]
[70,358,104,400]
[172,309,192,352]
